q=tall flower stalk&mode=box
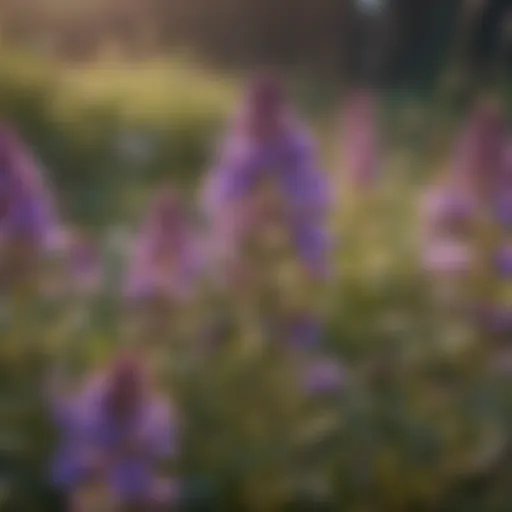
[342,89,381,191]
[124,187,203,352]
[49,352,179,511]
[201,73,332,352]
[421,100,512,341]
[0,124,61,294]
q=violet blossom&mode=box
[201,73,332,280]
[286,312,323,350]
[50,353,178,507]
[422,240,473,276]
[342,89,380,188]
[419,101,510,279]
[478,305,512,336]
[0,124,59,251]
[302,358,347,396]
[422,103,512,334]
[494,190,512,229]
[494,139,512,228]
[125,187,203,303]
[419,183,476,279]
[496,244,512,278]
[421,188,476,236]
[66,230,103,296]
[451,101,508,197]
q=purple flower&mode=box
[126,187,203,302]
[421,188,476,234]
[286,313,322,350]
[291,224,331,279]
[343,89,380,188]
[422,240,473,276]
[66,230,103,295]
[201,74,332,279]
[494,139,512,226]
[0,124,59,251]
[496,245,512,278]
[494,190,512,228]
[478,306,512,335]
[451,101,508,194]
[237,72,288,142]
[420,187,476,278]
[50,353,178,505]
[303,358,347,396]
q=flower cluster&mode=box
[2,75,510,509]
[202,74,332,282]
[126,187,203,304]
[342,89,380,189]
[421,100,512,330]
[50,353,178,509]
[0,125,63,289]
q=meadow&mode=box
[0,50,512,511]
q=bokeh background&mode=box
[0,0,512,510]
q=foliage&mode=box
[0,51,236,225]
[0,49,512,511]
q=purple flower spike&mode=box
[479,306,512,336]
[67,230,103,295]
[423,240,473,276]
[287,313,322,350]
[0,123,59,251]
[126,187,203,303]
[343,89,380,188]
[422,189,475,233]
[495,190,512,228]
[50,352,178,506]
[494,141,512,227]
[303,358,347,396]
[452,101,508,194]
[239,72,287,142]
[496,245,512,278]
[292,224,331,280]
[201,73,332,280]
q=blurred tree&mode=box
[0,0,509,88]
[469,0,512,87]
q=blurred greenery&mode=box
[0,50,237,226]
[0,45,512,511]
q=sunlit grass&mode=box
[56,56,237,126]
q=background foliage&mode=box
[0,0,511,510]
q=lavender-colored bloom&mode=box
[494,190,512,228]
[0,124,59,250]
[50,354,178,505]
[291,223,331,279]
[286,313,322,350]
[479,306,512,335]
[201,74,332,279]
[204,128,329,223]
[421,188,476,234]
[491,346,512,376]
[494,142,512,227]
[420,186,476,279]
[422,240,473,276]
[496,245,512,278]
[451,101,508,194]
[66,230,103,295]
[343,89,380,188]
[126,188,203,303]
[303,358,347,396]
